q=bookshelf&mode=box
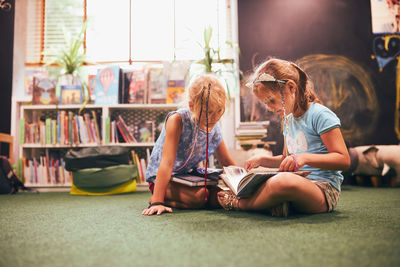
[18,103,178,189]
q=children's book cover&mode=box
[128,69,148,104]
[88,74,97,103]
[25,68,48,97]
[148,67,166,104]
[32,76,58,105]
[60,85,82,104]
[166,80,185,104]
[134,120,154,142]
[94,66,121,105]
[120,69,133,104]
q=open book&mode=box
[220,166,311,197]
[171,168,222,187]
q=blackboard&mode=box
[238,0,398,148]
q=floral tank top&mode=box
[145,108,223,183]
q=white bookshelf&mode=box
[18,102,178,189]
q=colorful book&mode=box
[91,110,101,144]
[60,85,82,104]
[94,65,121,105]
[118,115,136,142]
[166,80,185,104]
[127,69,148,104]
[105,117,110,144]
[116,121,130,143]
[32,76,58,105]
[148,67,166,104]
[45,118,51,145]
[19,119,25,145]
[134,120,154,142]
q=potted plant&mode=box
[51,22,90,111]
[190,25,241,100]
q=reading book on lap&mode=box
[220,166,311,197]
[171,168,222,187]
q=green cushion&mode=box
[73,164,138,190]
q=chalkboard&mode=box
[238,0,398,147]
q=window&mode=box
[26,0,233,64]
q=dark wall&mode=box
[0,0,14,134]
[238,0,397,147]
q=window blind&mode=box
[25,0,233,65]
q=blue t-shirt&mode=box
[284,103,343,191]
[145,108,223,183]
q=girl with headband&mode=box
[218,58,350,217]
[142,74,235,216]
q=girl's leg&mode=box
[160,182,209,209]
[238,173,328,214]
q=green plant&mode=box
[192,26,242,99]
[55,22,87,76]
[52,22,90,113]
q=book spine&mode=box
[116,121,129,143]
[118,115,136,142]
[91,110,101,144]
[19,118,25,145]
[105,117,110,144]
[68,111,74,146]
[60,111,65,145]
[45,118,51,145]
[57,111,61,145]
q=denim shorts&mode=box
[312,181,340,212]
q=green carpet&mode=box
[0,186,399,267]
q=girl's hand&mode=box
[279,154,303,172]
[244,156,262,171]
[142,204,173,216]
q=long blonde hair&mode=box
[251,58,321,114]
[186,74,227,123]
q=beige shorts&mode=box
[312,181,340,212]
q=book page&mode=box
[221,166,248,195]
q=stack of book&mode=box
[236,121,269,150]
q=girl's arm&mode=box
[245,154,283,170]
[214,140,235,167]
[144,114,182,213]
[280,127,350,171]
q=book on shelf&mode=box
[94,65,121,105]
[220,166,310,197]
[31,75,58,105]
[120,69,132,104]
[59,84,82,104]
[91,111,101,144]
[45,118,51,145]
[127,69,148,104]
[166,80,185,104]
[105,117,111,144]
[22,154,72,186]
[148,67,166,104]
[171,168,223,187]
[118,115,137,142]
[24,67,48,97]
[88,74,97,103]
[116,121,130,143]
[236,121,269,137]
[134,120,154,142]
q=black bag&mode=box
[64,146,132,171]
[0,156,30,194]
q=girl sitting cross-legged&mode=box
[218,58,350,217]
